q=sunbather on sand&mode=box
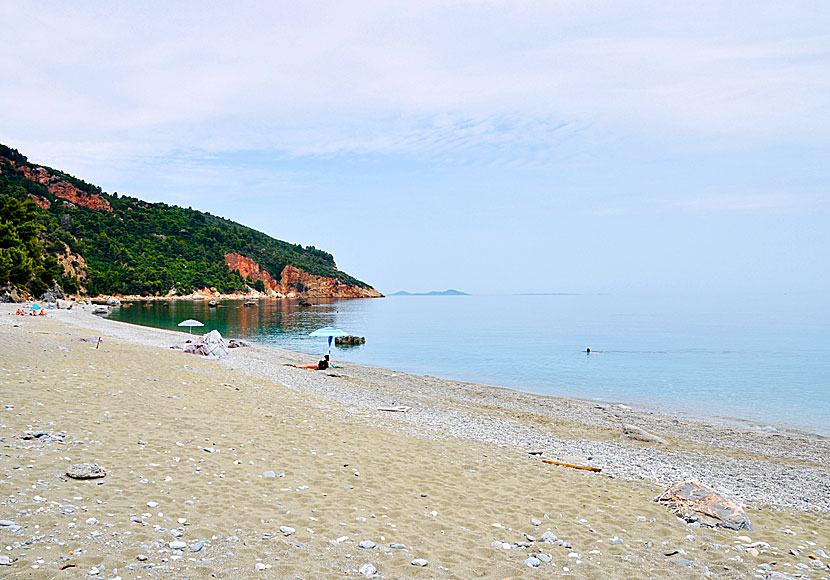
[291,354,330,370]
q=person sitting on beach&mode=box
[291,354,331,370]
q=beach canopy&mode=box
[309,327,349,356]
[178,319,204,334]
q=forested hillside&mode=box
[0,143,376,298]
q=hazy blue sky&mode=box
[2,2,828,295]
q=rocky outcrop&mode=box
[13,162,113,212]
[224,253,382,299]
[28,193,51,209]
[224,253,281,293]
[55,242,87,284]
[278,265,383,298]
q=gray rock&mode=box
[389,543,406,549]
[169,541,187,550]
[0,555,12,565]
[411,558,428,567]
[66,463,106,479]
[623,424,668,445]
[670,558,693,567]
[537,553,552,563]
[358,540,376,549]
[531,518,542,526]
[190,540,205,552]
[539,531,557,543]
[768,572,798,580]
[525,556,541,567]
[262,471,276,478]
[280,526,295,536]
[358,563,379,578]
[0,520,15,527]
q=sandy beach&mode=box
[1,304,827,579]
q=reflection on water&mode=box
[112,298,343,340]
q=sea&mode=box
[105,293,830,436]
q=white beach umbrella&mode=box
[178,319,204,334]
[309,326,349,356]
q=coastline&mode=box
[2,304,828,578]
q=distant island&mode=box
[390,289,470,296]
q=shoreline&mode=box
[97,298,827,439]
[15,303,829,511]
[2,303,828,578]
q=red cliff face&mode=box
[224,253,382,298]
[278,264,383,298]
[28,193,51,209]
[224,252,281,292]
[14,163,113,212]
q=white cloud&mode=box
[2,0,828,168]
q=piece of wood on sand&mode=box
[542,459,602,472]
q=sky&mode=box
[1,1,828,295]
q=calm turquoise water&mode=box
[106,293,830,435]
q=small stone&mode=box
[66,463,106,479]
[537,553,552,563]
[411,558,428,567]
[358,540,376,549]
[747,547,759,557]
[86,517,98,525]
[280,526,295,536]
[611,537,624,545]
[136,555,148,561]
[358,563,379,578]
[191,540,205,552]
[262,471,276,478]
[539,531,557,543]
[169,541,187,550]
[670,558,693,567]
[737,535,752,543]
[255,563,267,571]
[147,501,159,508]
[0,555,12,565]
[531,518,542,526]
[525,556,541,567]
[389,543,405,549]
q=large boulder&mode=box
[183,329,229,357]
[656,480,752,530]
[0,286,21,303]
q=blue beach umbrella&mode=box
[309,327,349,356]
